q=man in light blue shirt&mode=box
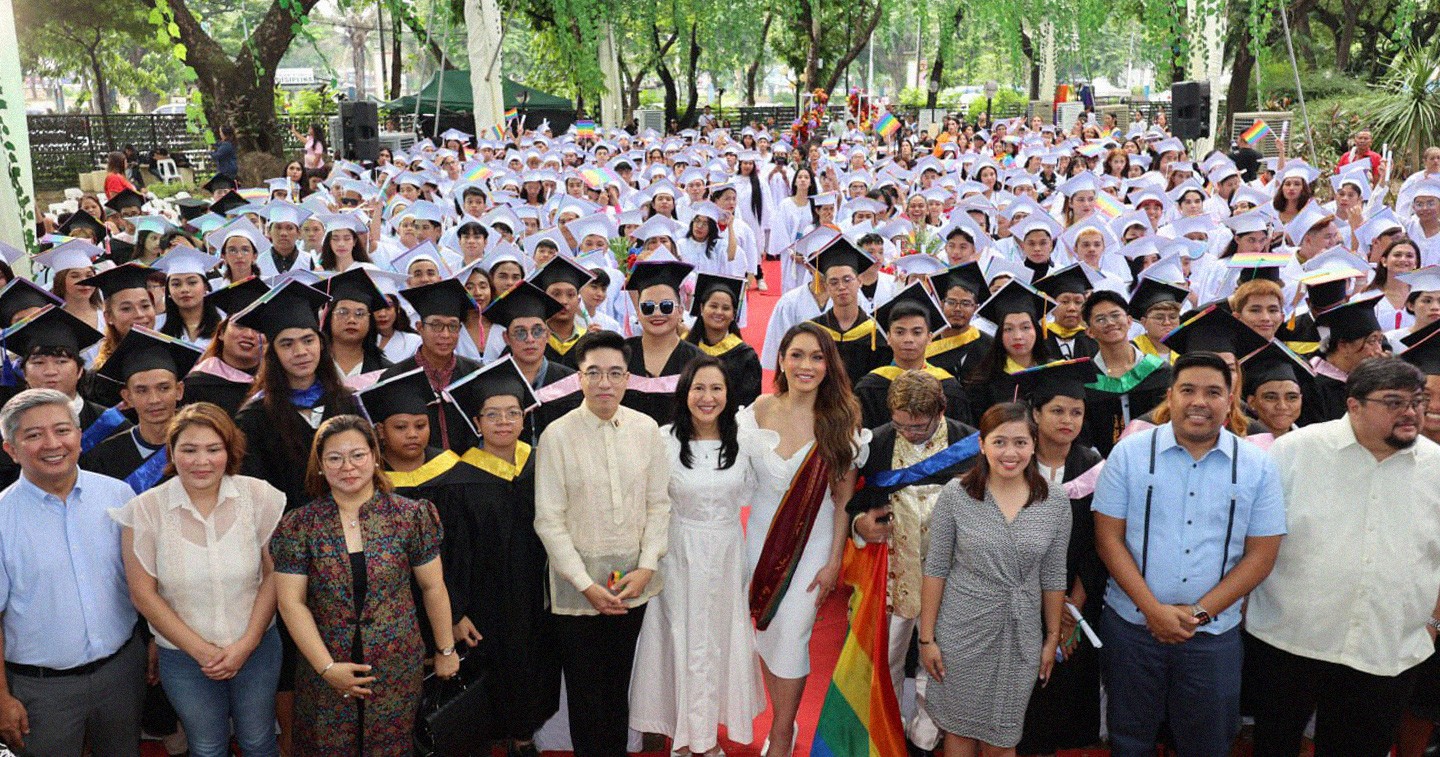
[0,389,145,756]
[1093,352,1286,757]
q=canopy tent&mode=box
[388,72,573,115]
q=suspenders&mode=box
[1140,431,1240,584]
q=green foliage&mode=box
[966,88,1028,120]
[146,180,202,199]
[1289,96,1368,168]
[1359,43,1440,169]
[0,86,38,253]
[1256,63,1371,109]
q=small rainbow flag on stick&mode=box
[874,112,899,139]
[812,541,906,757]
[504,107,518,122]
[575,119,596,138]
[1093,190,1126,220]
[1240,119,1273,146]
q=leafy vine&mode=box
[0,85,37,254]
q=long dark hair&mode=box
[244,327,351,470]
[670,355,739,470]
[1369,236,1420,292]
[380,293,415,334]
[159,284,222,343]
[687,215,721,260]
[319,229,373,271]
[774,322,861,475]
[684,286,741,344]
[321,301,387,368]
[1272,177,1313,214]
[968,311,1052,384]
[960,402,1048,505]
[740,161,764,222]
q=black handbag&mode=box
[413,655,493,757]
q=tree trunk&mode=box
[801,0,818,90]
[925,4,963,108]
[390,12,402,99]
[680,21,701,127]
[744,12,774,106]
[819,0,883,95]
[1224,18,1254,134]
[1334,0,1357,70]
[653,24,680,130]
[1019,27,1040,100]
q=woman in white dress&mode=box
[630,356,766,755]
[741,321,865,757]
[771,167,818,293]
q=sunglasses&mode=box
[639,299,677,317]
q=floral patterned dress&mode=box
[270,491,443,756]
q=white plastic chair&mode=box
[154,158,180,184]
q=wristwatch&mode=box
[1426,617,1440,633]
[1190,604,1213,626]
[439,645,456,656]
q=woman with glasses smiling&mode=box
[320,268,393,385]
[622,260,702,425]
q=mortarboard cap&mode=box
[78,262,155,298]
[152,246,220,278]
[691,273,745,318]
[932,262,988,299]
[1162,304,1269,356]
[891,254,949,277]
[1,304,102,359]
[1314,292,1383,343]
[176,198,210,222]
[482,281,562,327]
[323,267,388,310]
[209,191,251,217]
[400,279,476,321]
[96,326,203,385]
[57,210,108,241]
[105,188,147,213]
[32,240,102,273]
[0,279,64,327]
[806,237,875,277]
[978,279,1050,323]
[1011,357,1100,404]
[1034,263,1100,298]
[529,255,593,294]
[874,282,946,333]
[356,366,437,422]
[233,279,331,339]
[625,259,695,294]
[205,276,270,316]
[1240,340,1314,399]
[1400,318,1440,375]
[446,357,540,425]
[202,174,238,193]
[1127,277,1190,319]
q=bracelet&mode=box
[319,661,336,677]
[438,645,456,656]
[918,638,935,645]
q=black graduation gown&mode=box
[236,390,361,512]
[79,426,167,490]
[525,360,581,446]
[450,445,561,739]
[545,328,586,370]
[1278,312,1322,357]
[809,310,892,387]
[1081,356,1173,457]
[1043,328,1100,361]
[695,334,763,409]
[386,447,469,655]
[847,418,979,516]
[854,364,973,430]
[1299,370,1348,426]
[181,368,256,418]
[622,336,701,426]
[964,371,1022,424]
[1017,443,1106,755]
[380,355,483,451]
[925,327,993,379]
[81,366,124,409]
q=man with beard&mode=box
[1247,356,1440,756]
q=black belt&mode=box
[5,635,134,679]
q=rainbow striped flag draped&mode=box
[874,113,900,139]
[812,541,906,757]
[1093,190,1125,219]
[1240,119,1273,146]
[504,107,519,123]
[575,119,597,137]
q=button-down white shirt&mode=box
[534,403,671,615]
[1251,417,1440,676]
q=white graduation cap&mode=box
[260,202,312,228]
[1223,210,1272,237]
[629,215,683,243]
[1284,203,1335,245]
[152,245,221,278]
[390,241,452,277]
[205,217,272,256]
[565,213,618,246]
[935,214,994,250]
[1398,265,1440,294]
[33,239,104,272]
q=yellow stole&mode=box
[1046,321,1087,339]
[814,317,879,350]
[1004,357,1030,374]
[1132,333,1176,364]
[548,327,586,356]
[870,363,955,381]
[925,326,982,359]
[385,449,461,489]
[460,442,533,482]
[697,333,745,357]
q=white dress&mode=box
[629,431,767,751]
[739,405,869,679]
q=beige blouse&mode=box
[110,475,285,650]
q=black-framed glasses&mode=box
[1359,394,1430,413]
[582,368,628,384]
[639,300,677,317]
[508,324,549,342]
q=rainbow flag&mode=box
[874,113,899,139]
[464,164,494,182]
[1240,119,1273,146]
[237,187,269,202]
[484,125,505,141]
[580,167,621,189]
[1226,251,1291,268]
[1093,190,1125,219]
[504,107,518,122]
[575,119,596,138]
[812,541,906,757]
[1076,142,1108,159]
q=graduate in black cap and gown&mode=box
[1035,264,1101,361]
[78,262,160,409]
[0,304,106,488]
[1301,292,1386,426]
[925,263,994,378]
[1238,341,1314,448]
[854,282,971,429]
[1012,358,1107,755]
[320,267,393,383]
[483,281,581,445]
[623,260,702,425]
[529,256,593,369]
[807,237,891,387]
[684,272,762,408]
[233,279,360,512]
[183,277,269,417]
[1079,289,1173,456]
[381,279,482,450]
[79,327,201,492]
[963,280,1054,421]
[445,357,561,752]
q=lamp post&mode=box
[717,88,726,129]
[516,89,530,137]
[984,80,998,124]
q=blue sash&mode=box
[869,432,981,489]
[81,406,128,453]
[124,446,169,494]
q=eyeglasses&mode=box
[943,298,977,309]
[339,198,361,207]
[1359,394,1430,413]
[322,449,372,469]
[639,300,677,317]
[825,275,858,287]
[481,409,524,423]
[582,368,628,384]
[893,417,940,435]
[333,306,369,321]
[1090,312,1128,326]
[422,320,462,334]
[509,324,550,342]
[1144,312,1180,324]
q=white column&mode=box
[465,0,506,135]
[1187,0,1226,153]
[0,0,36,263]
[1038,20,1057,106]
[598,23,623,127]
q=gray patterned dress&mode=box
[923,480,1071,747]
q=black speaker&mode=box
[1171,81,1211,140]
[340,101,380,162]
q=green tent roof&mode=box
[387,71,572,114]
